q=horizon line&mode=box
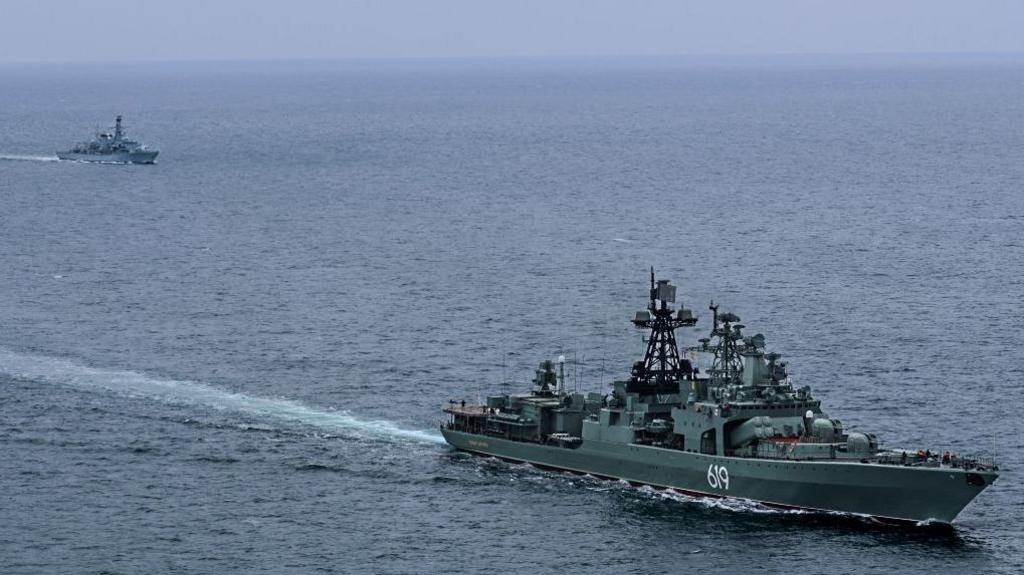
[3,50,1024,67]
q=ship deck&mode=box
[442,403,488,416]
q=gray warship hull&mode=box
[442,429,995,524]
[442,272,999,525]
[57,150,158,164]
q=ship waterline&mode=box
[56,150,159,164]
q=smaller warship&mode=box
[442,270,999,524]
[58,116,158,164]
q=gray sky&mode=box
[2,0,1023,63]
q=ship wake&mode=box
[0,348,444,445]
[635,484,814,516]
[0,154,60,162]
[485,460,876,523]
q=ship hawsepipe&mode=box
[442,271,998,524]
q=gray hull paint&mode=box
[442,429,993,523]
[57,150,158,164]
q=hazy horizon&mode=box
[2,0,1023,64]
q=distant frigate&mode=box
[442,270,999,525]
[58,116,158,164]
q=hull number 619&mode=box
[707,464,730,490]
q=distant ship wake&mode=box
[0,154,60,162]
[0,348,444,445]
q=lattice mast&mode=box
[628,268,697,394]
[707,303,745,387]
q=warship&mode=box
[57,116,158,164]
[442,271,999,525]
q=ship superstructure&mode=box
[442,270,998,524]
[58,116,158,164]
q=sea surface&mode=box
[1,56,1022,574]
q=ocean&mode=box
[1,56,1022,574]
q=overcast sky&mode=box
[2,0,1022,63]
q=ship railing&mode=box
[874,451,997,470]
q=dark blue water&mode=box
[1,57,1022,574]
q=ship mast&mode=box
[693,303,778,395]
[627,268,697,395]
[707,306,745,387]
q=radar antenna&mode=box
[628,267,698,395]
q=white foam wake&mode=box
[0,349,444,445]
[0,154,60,162]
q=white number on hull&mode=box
[707,464,730,490]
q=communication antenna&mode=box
[577,347,585,390]
[573,350,580,392]
[557,354,566,394]
[501,349,508,395]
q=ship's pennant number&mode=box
[707,464,730,490]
